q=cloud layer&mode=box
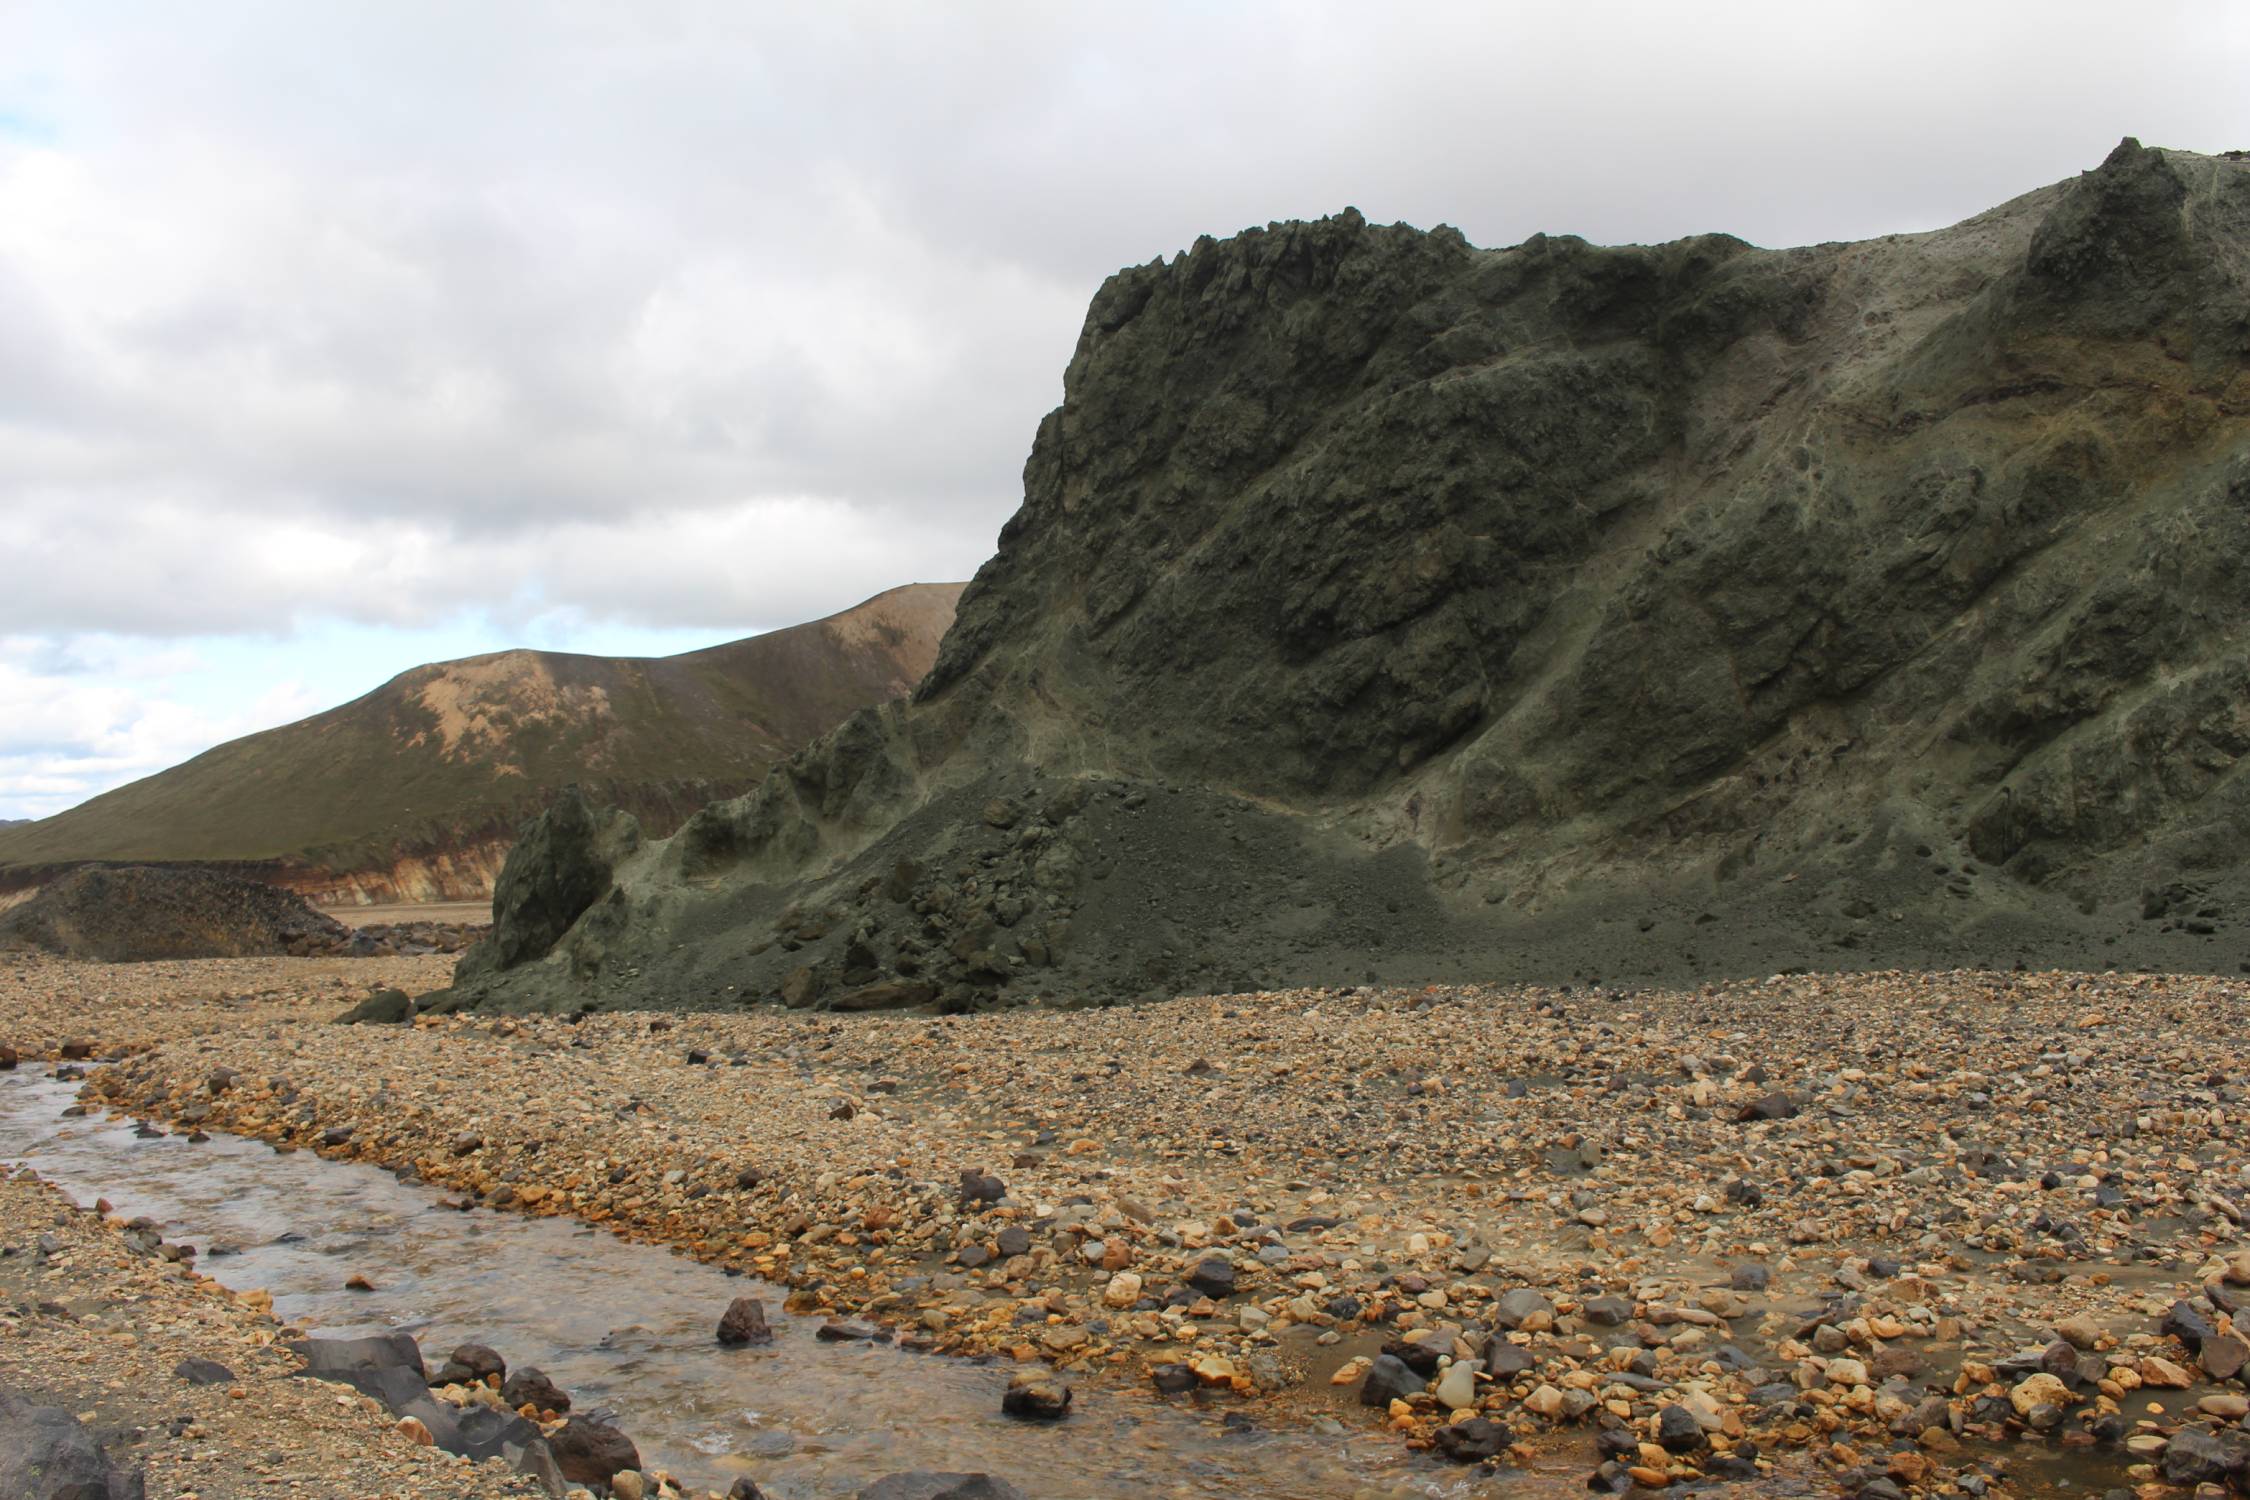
[3,1,2247,816]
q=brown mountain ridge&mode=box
[0,583,964,905]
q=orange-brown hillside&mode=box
[0,584,964,904]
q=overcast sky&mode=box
[3,1,2246,819]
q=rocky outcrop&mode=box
[0,1386,145,1500]
[452,789,639,981]
[454,141,2250,1012]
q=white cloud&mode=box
[0,637,322,818]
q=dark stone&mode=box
[2162,1428,2236,1486]
[1187,1257,1237,1298]
[2202,1331,2250,1381]
[1483,1342,1532,1378]
[1580,1296,1632,1326]
[2163,1298,2217,1352]
[1359,1353,1424,1407]
[337,988,413,1025]
[1433,1416,1511,1462]
[500,1366,571,1414]
[995,1226,1031,1258]
[1384,1339,1444,1377]
[719,1297,774,1346]
[857,1476,1029,1500]
[958,1170,1006,1205]
[1587,1460,1634,1494]
[815,1321,881,1342]
[1492,1288,1554,1329]
[431,1342,505,1387]
[449,1403,542,1464]
[1730,1263,1770,1291]
[728,1482,771,1500]
[1000,1371,1072,1420]
[458,786,641,976]
[172,1357,234,1386]
[288,1332,425,1391]
[830,980,938,1012]
[0,1386,145,1500]
[1149,1364,1196,1394]
[1656,1404,1705,1453]
[1736,1094,1799,1123]
[549,1416,640,1486]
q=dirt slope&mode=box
[451,140,2250,1013]
[0,584,962,904]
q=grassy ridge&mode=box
[0,583,963,886]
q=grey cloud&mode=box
[2,0,2246,644]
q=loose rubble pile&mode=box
[342,917,491,957]
[0,866,362,961]
[8,958,2250,1495]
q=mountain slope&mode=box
[451,140,2250,1013]
[0,584,963,904]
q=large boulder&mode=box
[454,787,640,979]
[336,987,414,1025]
[0,1386,146,1500]
[549,1416,640,1486]
[288,1332,425,1393]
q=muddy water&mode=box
[0,1068,1523,1499]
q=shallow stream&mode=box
[0,1067,1516,1498]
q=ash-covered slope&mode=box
[451,140,2250,1013]
[0,584,962,905]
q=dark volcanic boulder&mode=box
[549,1416,639,1486]
[455,786,640,978]
[171,1358,234,1386]
[500,1365,571,1414]
[717,1296,774,1346]
[337,987,414,1025]
[430,1341,506,1386]
[451,142,2250,1012]
[0,1386,145,1500]
[288,1332,425,1394]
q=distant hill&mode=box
[0,584,963,905]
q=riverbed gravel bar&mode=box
[0,1165,545,1499]
[8,951,2250,1497]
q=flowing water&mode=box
[0,1067,1527,1499]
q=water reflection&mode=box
[2,1069,1499,1498]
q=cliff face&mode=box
[0,584,964,905]
[451,141,2250,1013]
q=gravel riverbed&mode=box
[7,952,2250,1497]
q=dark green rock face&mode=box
[456,141,2250,1013]
[455,787,639,979]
